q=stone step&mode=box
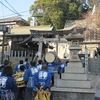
[65,66,85,74]
[62,73,88,80]
[51,87,95,93]
[56,79,91,89]
[67,62,83,67]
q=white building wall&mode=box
[48,42,70,59]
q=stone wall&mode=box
[88,58,100,74]
[51,73,100,100]
[51,91,95,100]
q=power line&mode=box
[4,0,21,16]
[0,10,30,18]
[0,1,19,15]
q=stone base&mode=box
[65,61,84,74]
[62,73,88,80]
[65,66,85,73]
[51,87,95,100]
[56,79,91,88]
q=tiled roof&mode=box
[11,25,53,34]
[0,16,29,25]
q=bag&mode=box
[35,90,51,100]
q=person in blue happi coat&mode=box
[34,63,51,92]
[14,60,26,73]
[24,61,38,100]
[24,61,38,88]
[46,61,61,86]
[16,65,26,100]
[36,60,43,71]
[0,67,18,100]
[58,60,69,79]
[24,58,30,69]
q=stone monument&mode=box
[51,28,95,100]
[54,29,91,88]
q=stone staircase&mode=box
[55,61,91,89]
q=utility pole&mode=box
[0,25,7,64]
[1,31,5,64]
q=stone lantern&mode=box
[55,28,91,89]
[51,28,94,100]
[66,29,84,66]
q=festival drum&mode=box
[45,52,55,63]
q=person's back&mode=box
[24,61,38,100]
[15,65,26,100]
[14,60,24,73]
[35,66,51,90]
[46,61,61,86]
[15,65,26,87]
[58,63,65,73]
[34,64,51,100]
[0,67,18,100]
[24,61,38,90]
[36,60,43,71]
[24,58,30,69]
[58,63,66,79]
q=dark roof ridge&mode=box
[0,16,29,25]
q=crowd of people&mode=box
[0,58,68,100]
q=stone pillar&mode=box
[55,35,59,56]
[37,36,43,61]
[85,46,88,74]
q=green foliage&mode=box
[27,17,32,24]
[29,0,82,29]
[68,3,82,19]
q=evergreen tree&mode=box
[29,0,82,29]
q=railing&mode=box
[10,50,31,57]
[0,50,32,66]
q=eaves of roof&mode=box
[11,25,54,35]
[0,16,29,25]
[0,16,21,22]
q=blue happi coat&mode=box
[34,69,51,89]
[14,64,24,73]
[58,63,67,73]
[0,76,18,100]
[24,61,30,69]
[36,64,42,71]
[46,62,61,77]
[24,66,38,91]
